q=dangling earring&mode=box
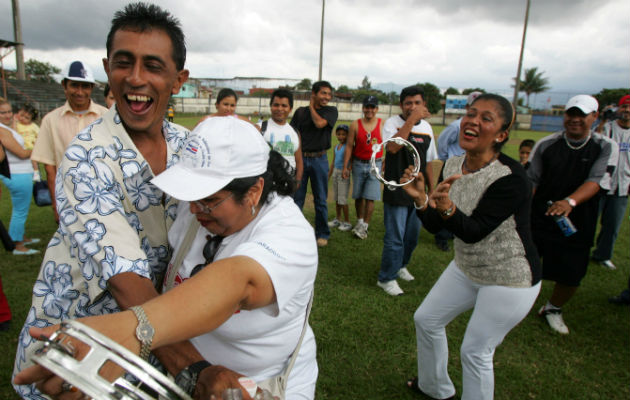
[251,205,256,216]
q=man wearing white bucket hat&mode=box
[31,60,108,221]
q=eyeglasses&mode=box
[192,193,234,214]
[191,234,224,276]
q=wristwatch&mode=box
[130,306,154,361]
[175,360,212,396]
[441,205,455,217]
[564,197,577,207]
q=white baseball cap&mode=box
[565,95,598,114]
[152,116,270,201]
[62,60,95,84]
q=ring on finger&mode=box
[61,381,78,393]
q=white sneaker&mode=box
[377,280,403,296]
[353,223,368,239]
[398,267,415,281]
[600,260,617,270]
[338,222,352,231]
[539,306,569,334]
[328,219,341,228]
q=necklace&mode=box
[563,132,591,150]
[462,153,498,174]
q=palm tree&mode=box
[515,67,550,107]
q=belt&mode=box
[303,150,326,158]
[354,158,371,164]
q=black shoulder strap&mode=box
[261,120,268,134]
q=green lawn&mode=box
[0,116,628,399]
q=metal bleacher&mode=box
[3,78,106,117]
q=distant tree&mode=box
[593,88,630,110]
[444,87,460,97]
[414,82,441,114]
[336,84,351,94]
[514,67,550,107]
[386,91,398,104]
[25,59,61,83]
[250,89,271,98]
[359,76,372,90]
[296,78,312,91]
[462,88,486,95]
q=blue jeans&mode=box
[379,203,422,282]
[294,154,330,240]
[592,194,628,261]
[0,173,33,242]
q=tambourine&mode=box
[370,137,421,191]
[32,320,191,400]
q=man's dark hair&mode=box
[103,84,111,98]
[519,139,535,149]
[312,80,333,94]
[399,85,425,104]
[270,88,293,108]
[106,2,186,70]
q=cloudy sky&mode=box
[0,0,628,106]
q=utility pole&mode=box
[318,0,325,81]
[512,0,530,108]
[12,0,25,80]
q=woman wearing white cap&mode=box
[16,117,318,399]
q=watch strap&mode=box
[130,305,153,360]
[564,197,577,207]
[441,205,455,217]
[186,360,212,375]
[175,360,212,395]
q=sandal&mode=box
[406,377,456,400]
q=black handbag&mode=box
[0,144,9,179]
[33,180,52,207]
[0,219,14,251]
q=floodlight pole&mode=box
[512,0,530,108]
[318,0,325,81]
[11,0,25,80]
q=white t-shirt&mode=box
[382,116,438,163]
[164,194,318,398]
[0,122,33,174]
[258,119,300,168]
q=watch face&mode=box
[137,322,155,341]
[175,369,196,395]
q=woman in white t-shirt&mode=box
[16,117,318,400]
[0,98,39,255]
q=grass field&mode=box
[0,115,628,399]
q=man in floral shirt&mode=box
[11,4,210,398]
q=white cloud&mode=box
[0,0,626,102]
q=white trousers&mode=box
[414,261,540,400]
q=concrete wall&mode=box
[172,96,532,129]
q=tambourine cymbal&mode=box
[370,137,421,191]
[32,320,192,400]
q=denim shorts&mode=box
[352,159,381,201]
[331,168,350,205]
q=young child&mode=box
[104,84,116,108]
[519,139,535,170]
[210,88,251,123]
[15,103,41,179]
[328,124,352,231]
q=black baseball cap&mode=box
[363,96,379,107]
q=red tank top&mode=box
[353,118,382,160]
